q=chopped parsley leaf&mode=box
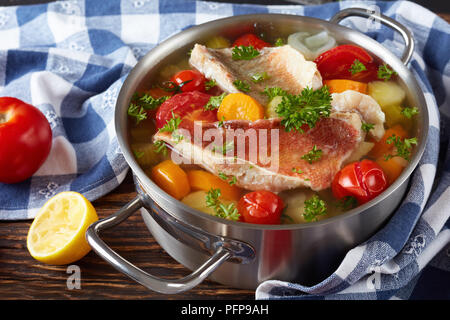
[301,145,323,164]
[231,45,260,60]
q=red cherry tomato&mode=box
[0,97,52,183]
[232,33,270,50]
[332,159,388,205]
[155,91,217,129]
[314,45,379,82]
[170,69,206,93]
[238,190,284,225]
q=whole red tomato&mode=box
[0,97,52,183]
[155,91,217,129]
[232,33,270,49]
[314,45,379,82]
[170,69,206,93]
[238,190,284,225]
[332,159,388,205]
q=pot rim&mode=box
[115,13,429,231]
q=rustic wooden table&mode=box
[0,4,448,300]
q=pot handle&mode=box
[85,196,232,294]
[330,7,414,65]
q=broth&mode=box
[127,29,417,225]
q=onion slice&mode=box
[288,31,336,60]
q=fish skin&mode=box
[154,112,363,192]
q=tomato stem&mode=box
[0,112,10,124]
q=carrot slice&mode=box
[187,170,242,201]
[376,156,408,185]
[151,160,190,200]
[217,93,264,121]
[323,79,368,94]
[369,124,408,159]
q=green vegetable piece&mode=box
[291,168,303,174]
[159,112,182,134]
[233,79,251,92]
[231,45,260,60]
[127,104,147,125]
[276,86,332,133]
[384,134,417,161]
[401,107,419,119]
[261,87,288,101]
[153,140,168,156]
[204,93,227,110]
[205,79,217,91]
[205,188,240,221]
[301,145,323,164]
[303,195,327,222]
[251,72,270,83]
[274,38,284,47]
[349,59,367,75]
[133,150,144,159]
[361,122,375,133]
[378,64,397,81]
[136,93,170,110]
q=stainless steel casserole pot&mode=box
[86,8,429,294]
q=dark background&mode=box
[0,0,449,13]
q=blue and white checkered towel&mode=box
[0,0,448,299]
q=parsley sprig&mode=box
[401,107,419,119]
[205,188,240,221]
[212,140,234,155]
[204,93,227,111]
[291,168,303,174]
[378,64,397,81]
[136,93,170,110]
[274,38,284,47]
[159,112,184,143]
[301,145,323,164]
[361,122,375,133]
[127,93,170,124]
[349,59,366,75]
[336,196,358,211]
[218,172,237,185]
[384,134,418,161]
[261,87,288,101]
[133,150,144,159]
[251,72,270,83]
[231,45,260,60]
[153,140,168,156]
[233,79,251,92]
[275,86,332,133]
[303,195,327,222]
[205,79,217,91]
[127,104,147,124]
[159,112,182,133]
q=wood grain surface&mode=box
[0,172,256,300]
[0,6,448,300]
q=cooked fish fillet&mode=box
[189,44,322,106]
[331,90,386,140]
[153,112,363,192]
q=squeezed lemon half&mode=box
[27,191,98,265]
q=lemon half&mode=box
[27,191,98,265]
